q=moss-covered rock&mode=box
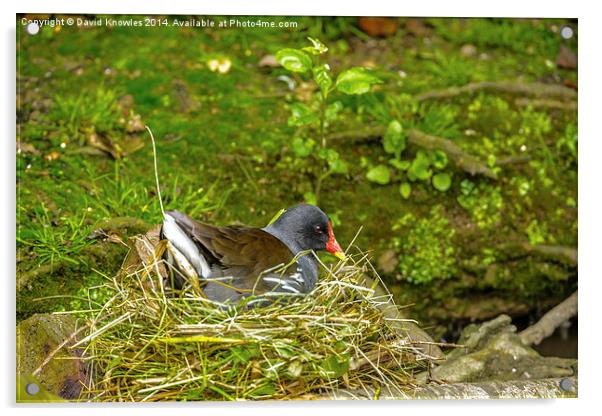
[426,315,576,383]
[17,313,88,401]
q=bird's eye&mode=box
[314,225,322,233]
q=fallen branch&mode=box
[327,127,496,179]
[519,290,578,346]
[496,155,532,166]
[522,243,578,266]
[407,129,497,179]
[514,98,577,111]
[326,376,577,399]
[326,126,383,144]
[415,81,577,102]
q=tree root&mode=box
[17,263,64,292]
[519,291,578,346]
[87,216,152,239]
[415,81,577,102]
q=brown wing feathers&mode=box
[166,210,294,278]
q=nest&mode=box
[77,228,429,401]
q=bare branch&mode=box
[520,291,578,346]
[415,81,577,102]
[327,127,496,179]
[514,98,577,111]
[407,129,497,179]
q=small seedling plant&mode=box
[276,37,382,203]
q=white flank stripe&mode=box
[263,277,302,294]
[163,214,211,278]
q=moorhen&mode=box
[160,204,346,303]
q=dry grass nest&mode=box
[75,230,430,401]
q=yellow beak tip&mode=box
[334,252,347,261]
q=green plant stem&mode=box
[314,170,332,204]
[320,96,327,148]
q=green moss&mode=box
[457,181,504,230]
[391,206,457,284]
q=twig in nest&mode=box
[415,81,577,102]
[519,290,578,346]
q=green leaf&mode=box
[318,148,348,175]
[325,101,343,122]
[303,191,317,205]
[276,48,312,73]
[335,67,382,95]
[106,356,122,370]
[329,158,348,175]
[383,120,406,158]
[400,182,412,199]
[230,344,261,364]
[460,179,475,195]
[366,165,390,185]
[319,354,350,379]
[432,172,452,192]
[274,343,296,359]
[267,208,287,226]
[313,64,333,98]
[302,37,328,55]
[430,150,448,170]
[291,137,315,158]
[288,103,319,127]
[248,382,276,398]
[287,360,304,378]
[389,158,411,170]
[408,151,432,182]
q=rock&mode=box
[422,314,576,384]
[17,314,89,401]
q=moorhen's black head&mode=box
[264,204,345,259]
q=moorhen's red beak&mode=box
[326,221,346,261]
